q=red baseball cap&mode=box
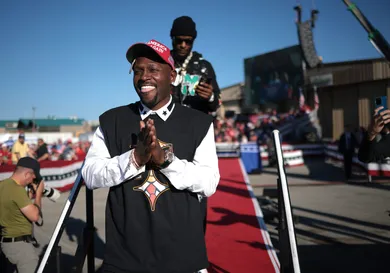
[126,39,175,72]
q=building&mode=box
[0,117,90,136]
[220,82,244,116]
[305,58,390,139]
[243,45,304,113]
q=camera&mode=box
[29,179,61,202]
[42,186,61,202]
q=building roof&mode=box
[0,118,85,128]
[306,57,390,87]
[316,57,386,67]
[221,82,244,102]
[0,120,18,128]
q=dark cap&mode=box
[170,16,197,38]
[16,157,42,182]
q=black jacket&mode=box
[171,51,221,114]
[338,132,358,154]
[358,132,390,163]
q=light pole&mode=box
[32,106,36,132]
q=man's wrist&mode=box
[154,146,174,170]
[131,150,143,169]
[35,193,43,199]
[33,200,42,211]
[34,193,42,201]
[152,152,165,166]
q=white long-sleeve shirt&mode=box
[81,100,220,198]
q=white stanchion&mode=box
[272,130,301,273]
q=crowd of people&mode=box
[0,108,309,166]
[0,134,90,166]
[0,108,301,166]
[214,108,305,144]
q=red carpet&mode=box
[206,158,280,273]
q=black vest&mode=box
[99,102,213,273]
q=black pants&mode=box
[343,152,353,179]
[200,197,208,234]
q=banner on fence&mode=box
[0,159,83,192]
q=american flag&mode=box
[314,87,319,110]
[299,87,305,109]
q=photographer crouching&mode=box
[0,157,44,273]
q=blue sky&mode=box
[1,0,389,121]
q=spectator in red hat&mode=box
[0,143,12,165]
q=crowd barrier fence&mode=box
[1,142,388,192]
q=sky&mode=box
[1,0,389,121]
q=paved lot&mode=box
[250,158,390,273]
[3,158,388,272]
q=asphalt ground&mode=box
[2,157,388,272]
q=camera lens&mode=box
[376,98,381,105]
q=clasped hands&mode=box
[134,118,165,167]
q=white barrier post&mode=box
[272,130,301,273]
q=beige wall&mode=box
[331,86,345,140]
[59,125,86,136]
[318,88,333,139]
[319,79,390,139]
[222,101,242,114]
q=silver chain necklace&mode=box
[179,51,193,76]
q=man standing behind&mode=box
[170,16,221,114]
[0,157,45,273]
[35,138,49,162]
[338,125,358,180]
[170,16,221,234]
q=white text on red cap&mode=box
[147,40,168,54]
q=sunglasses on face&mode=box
[173,37,194,45]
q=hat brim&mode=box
[126,43,174,73]
[126,43,151,64]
